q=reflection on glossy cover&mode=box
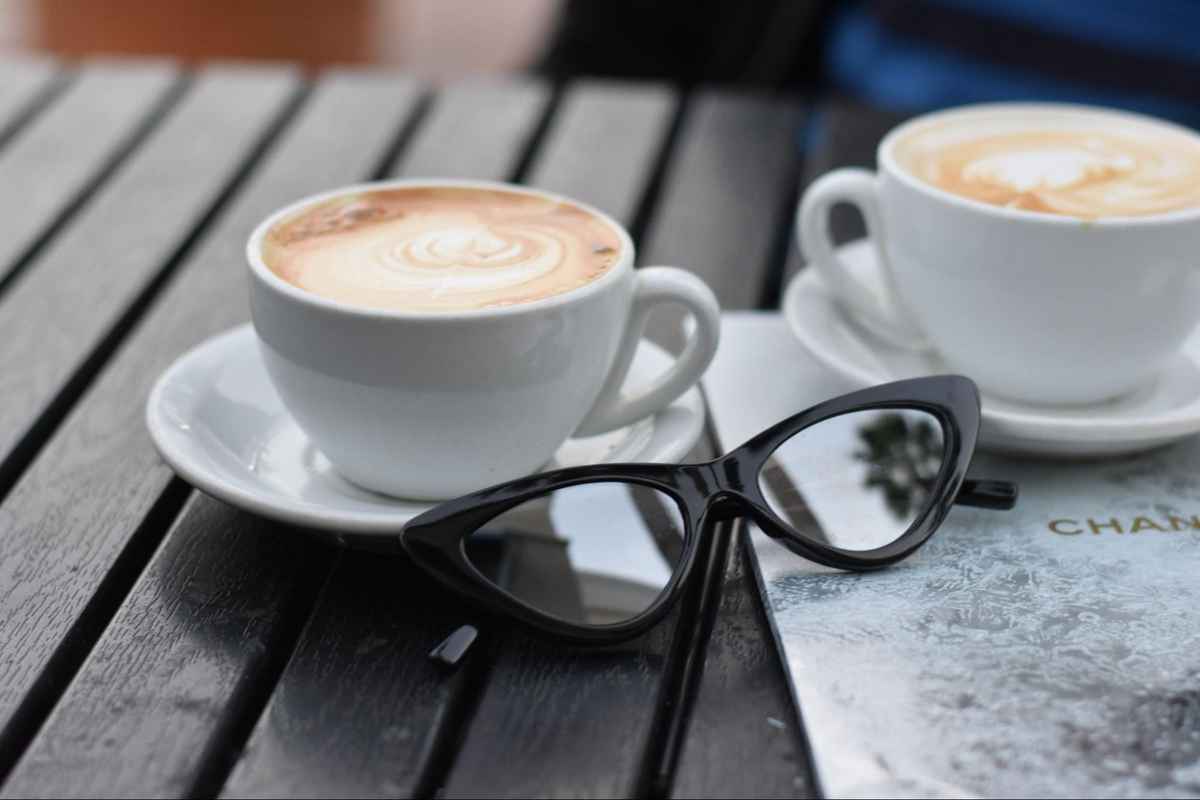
[703,312,1200,798]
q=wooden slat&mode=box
[1,496,324,799]
[441,82,683,799]
[0,70,422,796]
[0,59,61,147]
[222,77,552,800]
[782,100,909,286]
[670,528,814,799]
[222,551,483,799]
[400,77,549,181]
[0,61,178,289]
[528,80,676,227]
[0,65,298,494]
[452,631,686,799]
[642,91,803,311]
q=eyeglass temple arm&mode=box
[955,479,1018,510]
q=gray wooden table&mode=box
[0,57,895,798]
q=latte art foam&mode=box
[894,109,1200,218]
[263,187,623,311]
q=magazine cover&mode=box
[704,313,1200,798]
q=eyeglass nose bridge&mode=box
[700,453,757,492]
[684,458,771,524]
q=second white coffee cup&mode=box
[248,179,721,500]
[798,102,1200,406]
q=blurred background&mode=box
[0,0,559,77]
[1,0,1197,125]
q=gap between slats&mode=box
[0,67,72,155]
[505,80,566,192]
[758,110,815,310]
[758,165,806,310]
[628,87,690,248]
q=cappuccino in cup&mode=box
[261,186,624,312]
[893,110,1200,219]
[799,103,1200,406]
[249,180,720,499]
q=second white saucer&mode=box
[146,324,706,546]
[784,240,1200,457]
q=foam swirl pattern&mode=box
[894,109,1200,219]
[263,187,623,311]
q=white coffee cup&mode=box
[798,102,1200,406]
[248,179,721,499]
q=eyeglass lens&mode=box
[462,481,687,627]
[756,409,948,551]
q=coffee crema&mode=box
[262,186,623,311]
[893,110,1200,219]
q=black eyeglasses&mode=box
[400,376,1017,651]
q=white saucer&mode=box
[784,239,1200,457]
[146,324,705,546]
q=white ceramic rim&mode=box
[145,325,706,533]
[878,101,1200,227]
[783,261,1200,445]
[246,178,637,321]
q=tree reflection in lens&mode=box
[854,412,944,520]
[757,409,946,551]
[464,482,685,627]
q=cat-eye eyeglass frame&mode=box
[400,375,1017,649]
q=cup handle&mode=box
[798,167,928,347]
[574,266,720,437]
